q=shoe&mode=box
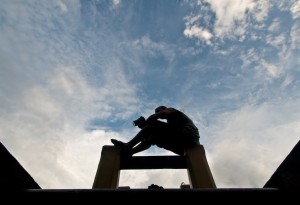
[111,139,124,147]
[111,139,131,156]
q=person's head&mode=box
[155,105,167,113]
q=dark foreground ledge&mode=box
[2,188,297,203]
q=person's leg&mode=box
[125,124,153,149]
[153,125,185,156]
[130,141,152,155]
[111,121,166,154]
[111,124,153,148]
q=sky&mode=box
[0,0,300,189]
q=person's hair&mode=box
[155,106,167,113]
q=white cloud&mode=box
[291,22,300,49]
[262,60,281,78]
[252,1,270,22]
[56,0,68,12]
[268,18,281,32]
[290,1,300,19]
[208,0,257,37]
[112,0,121,6]
[133,35,167,53]
[183,1,272,42]
[23,86,62,118]
[241,48,282,80]
[184,14,201,26]
[281,74,294,88]
[183,25,213,44]
[209,102,300,188]
[240,48,260,69]
[0,64,141,188]
[266,34,286,49]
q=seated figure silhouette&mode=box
[111,106,200,156]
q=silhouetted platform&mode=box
[4,188,289,203]
[1,140,300,202]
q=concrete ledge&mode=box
[3,188,294,203]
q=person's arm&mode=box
[146,107,177,123]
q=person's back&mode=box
[151,107,200,155]
[166,108,199,140]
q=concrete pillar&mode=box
[185,144,216,188]
[92,146,121,189]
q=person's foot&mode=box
[111,139,124,147]
[111,139,131,155]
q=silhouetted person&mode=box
[111,106,200,156]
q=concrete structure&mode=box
[264,140,300,189]
[92,144,216,189]
[0,142,41,190]
[0,141,293,202]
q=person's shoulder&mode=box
[167,107,180,113]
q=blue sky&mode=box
[0,0,300,189]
